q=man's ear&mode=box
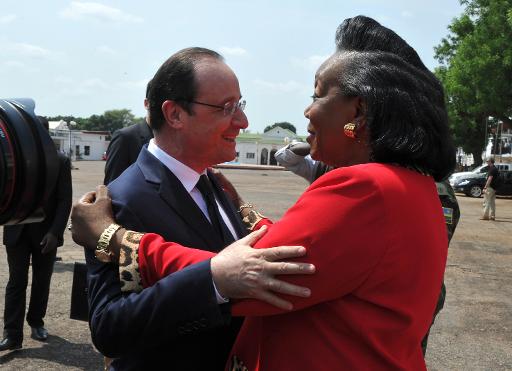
[161,100,184,129]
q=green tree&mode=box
[47,110,144,132]
[81,109,138,132]
[434,0,512,165]
[264,122,297,134]
[46,115,89,128]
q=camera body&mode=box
[0,98,59,225]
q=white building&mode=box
[235,126,304,165]
[47,122,306,164]
[49,120,110,161]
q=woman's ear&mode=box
[161,100,183,129]
[354,97,367,133]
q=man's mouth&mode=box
[222,136,237,143]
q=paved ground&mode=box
[0,161,510,370]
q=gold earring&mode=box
[343,123,357,139]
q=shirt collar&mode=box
[147,139,205,193]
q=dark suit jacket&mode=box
[3,152,72,247]
[103,121,153,185]
[86,147,247,371]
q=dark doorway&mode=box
[260,148,268,165]
[269,149,277,165]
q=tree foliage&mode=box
[434,0,512,165]
[47,109,144,132]
[264,122,297,134]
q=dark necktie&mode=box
[196,175,234,246]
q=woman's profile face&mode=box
[304,58,367,167]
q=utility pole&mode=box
[68,120,76,160]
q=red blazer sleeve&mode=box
[138,233,215,287]
[138,218,273,286]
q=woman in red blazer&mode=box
[75,16,456,370]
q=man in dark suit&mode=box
[85,47,312,370]
[0,116,72,351]
[103,80,153,185]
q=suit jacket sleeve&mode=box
[104,130,132,185]
[86,197,230,357]
[86,248,230,358]
[49,155,73,241]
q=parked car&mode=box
[452,170,512,197]
[449,163,512,187]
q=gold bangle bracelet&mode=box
[238,203,254,213]
[95,223,121,263]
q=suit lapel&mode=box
[159,169,226,252]
[208,170,248,238]
[137,148,245,250]
[136,150,225,252]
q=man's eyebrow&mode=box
[219,94,243,104]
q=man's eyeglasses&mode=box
[189,99,246,116]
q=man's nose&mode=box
[232,110,249,129]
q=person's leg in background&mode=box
[488,187,496,220]
[26,241,57,341]
[482,189,491,220]
[1,236,31,350]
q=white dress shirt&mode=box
[147,139,238,303]
[148,139,238,239]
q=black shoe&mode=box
[0,337,22,351]
[30,327,48,341]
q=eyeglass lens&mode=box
[224,100,246,115]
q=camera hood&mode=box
[0,98,59,225]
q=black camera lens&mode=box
[0,98,59,225]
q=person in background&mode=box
[275,141,331,182]
[103,80,154,185]
[0,116,72,351]
[481,157,499,220]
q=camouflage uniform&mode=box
[421,180,460,355]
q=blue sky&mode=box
[0,0,463,135]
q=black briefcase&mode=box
[70,262,89,321]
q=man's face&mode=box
[179,58,248,170]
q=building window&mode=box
[84,146,90,156]
[246,152,255,159]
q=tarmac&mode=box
[0,161,511,370]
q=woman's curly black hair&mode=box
[334,16,455,181]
